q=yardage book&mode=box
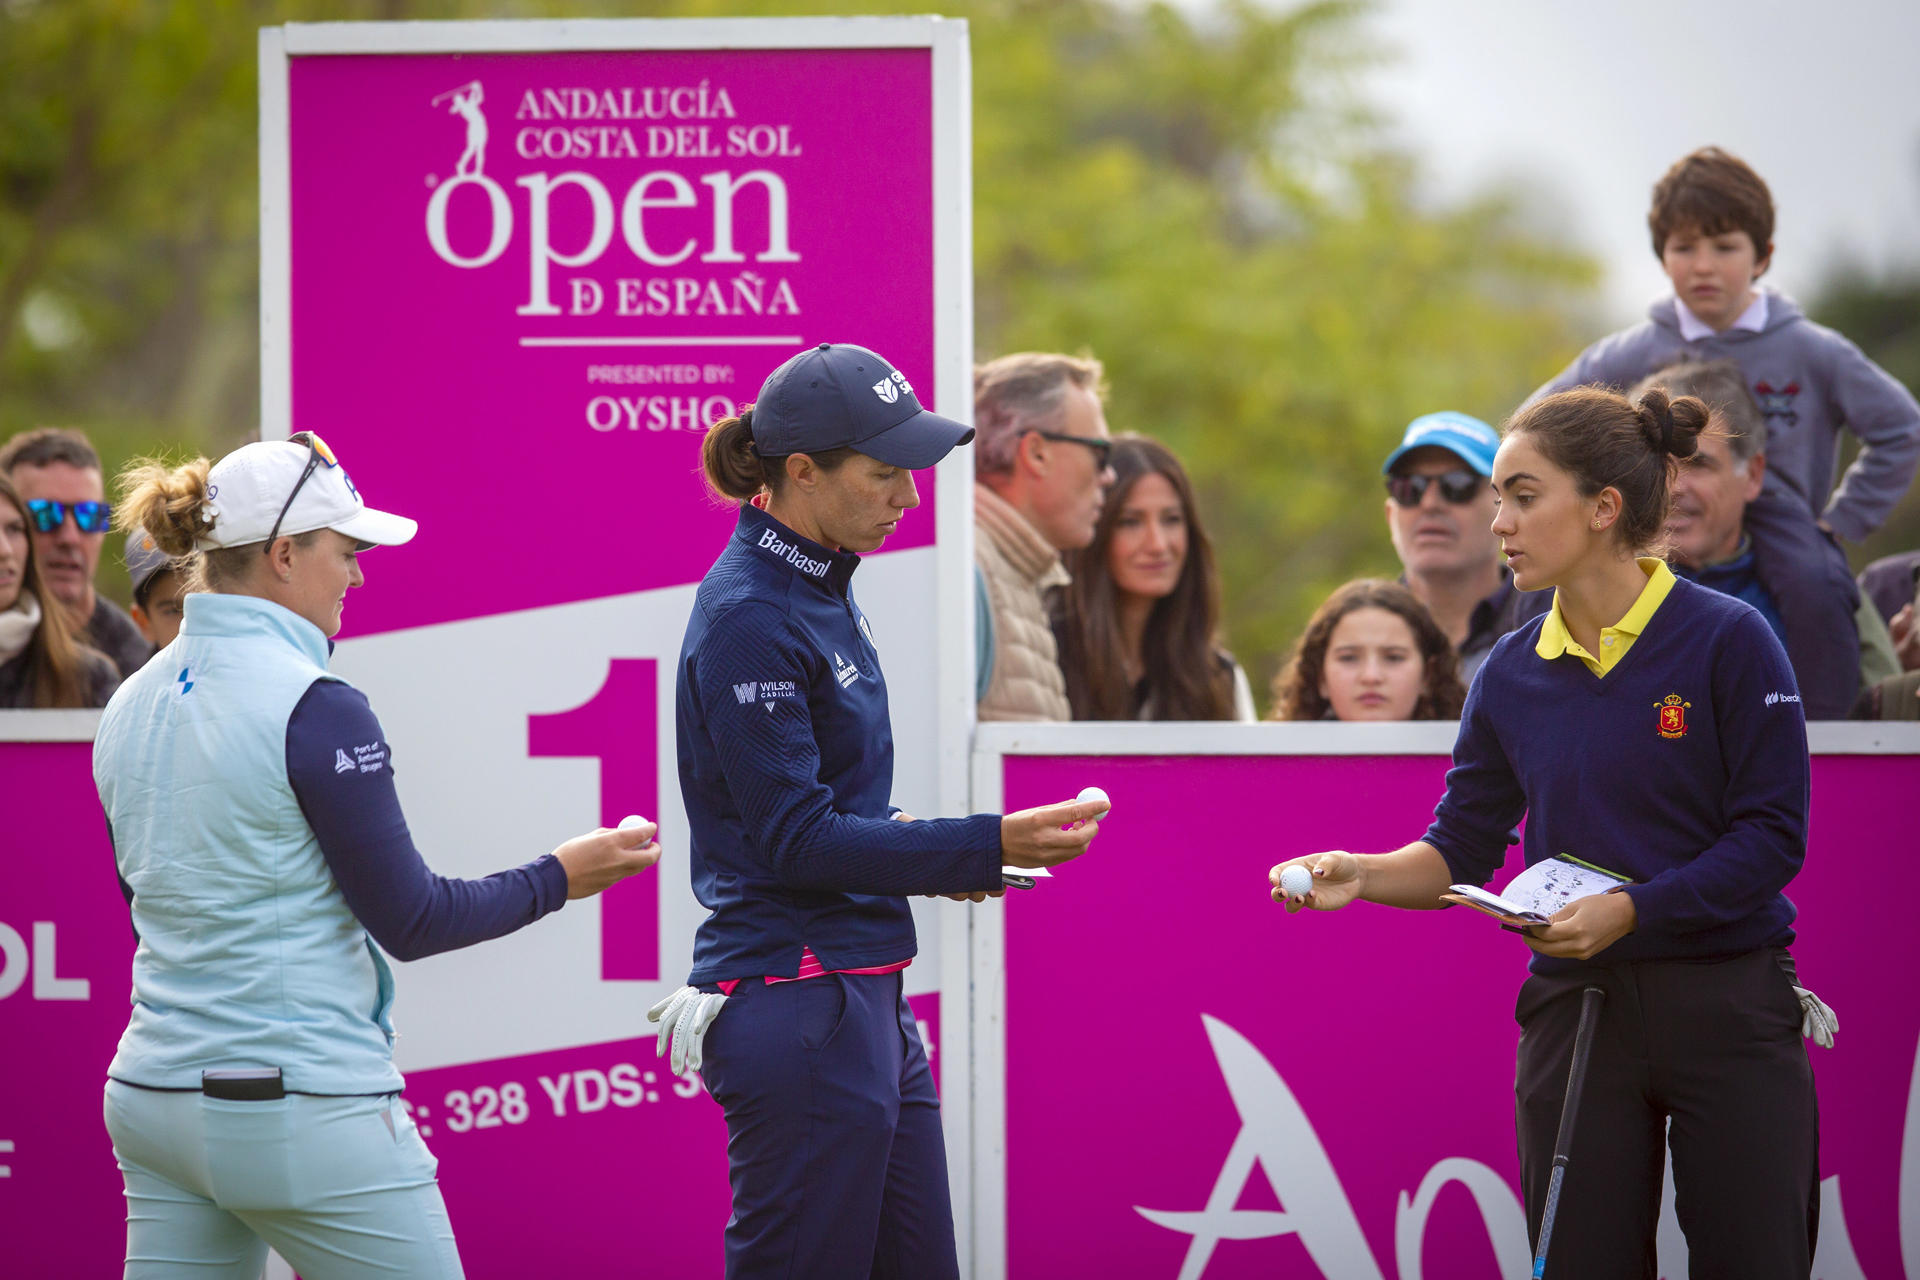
[1442,853,1633,927]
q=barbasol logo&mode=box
[756,526,829,579]
[1765,691,1802,707]
[872,370,911,404]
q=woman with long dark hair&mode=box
[1054,434,1253,720]
[1269,579,1466,721]
[0,473,118,708]
[1272,387,1822,1275]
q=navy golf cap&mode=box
[749,343,974,470]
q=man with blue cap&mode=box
[1383,411,1550,682]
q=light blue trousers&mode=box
[104,1081,464,1279]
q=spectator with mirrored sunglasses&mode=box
[1382,412,1550,683]
[0,472,120,708]
[1,427,152,678]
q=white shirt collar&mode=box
[1675,289,1768,342]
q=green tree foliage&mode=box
[3,0,1603,705]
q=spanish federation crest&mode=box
[1656,693,1691,739]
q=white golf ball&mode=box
[1279,864,1314,898]
[618,814,651,831]
[1077,786,1110,814]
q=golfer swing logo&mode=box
[432,80,488,178]
[1656,693,1690,739]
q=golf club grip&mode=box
[1530,985,1607,1278]
[1532,1166,1567,1278]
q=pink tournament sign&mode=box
[996,751,1920,1279]
[281,40,939,636]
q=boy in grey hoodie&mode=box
[1532,147,1920,717]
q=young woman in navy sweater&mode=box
[1271,386,1820,1276]
[655,343,1104,1280]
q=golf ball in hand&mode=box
[1279,864,1314,898]
[1077,786,1110,815]
[618,814,652,832]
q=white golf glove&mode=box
[1793,985,1837,1049]
[647,986,727,1075]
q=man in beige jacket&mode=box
[973,353,1116,721]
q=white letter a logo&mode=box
[1134,1016,1385,1280]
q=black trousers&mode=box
[1515,949,1819,1279]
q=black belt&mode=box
[201,1069,285,1101]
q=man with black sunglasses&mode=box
[1382,412,1549,683]
[0,427,152,678]
[972,352,1118,721]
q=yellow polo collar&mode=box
[1536,558,1677,676]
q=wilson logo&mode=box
[734,682,757,705]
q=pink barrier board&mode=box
[0,747,940,1275]
[0,744,134,1278]
[999,752,1919,1278]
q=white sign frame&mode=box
[256,14,980,1269]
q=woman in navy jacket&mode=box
[1270,387,1824,1276]
[657,344,1103,1279]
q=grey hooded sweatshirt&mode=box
[1533,293,1920,543]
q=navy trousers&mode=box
[699,971,958,1280]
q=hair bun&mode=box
[1632,388,1707,460]
[115,457,214,558]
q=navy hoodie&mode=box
[676,505,1003,985]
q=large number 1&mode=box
[527,659,659,981]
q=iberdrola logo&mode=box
[1656,692,1690,739]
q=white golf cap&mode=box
[196,434,417,552]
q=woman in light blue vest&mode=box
[96,435,662,1278]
